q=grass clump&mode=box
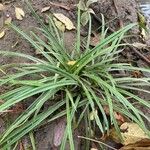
[0,1,150,149]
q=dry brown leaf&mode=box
[15,7,25,20]
[5,17,12,25]
[0,30,5,39]
[109,127,122,143]
[120,122,149,145]
[41,6,50,12]
[120,139,150,150]
[103,106,125,123]
[0,3,5,11]
[53,13,75,30]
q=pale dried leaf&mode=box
[120,139,150,150]
[5,17,12,25]
[132,42,147,49]
[120,122,149,145]
[53,13,75,30]
[0,30,5,39]
[15,7,25,20]
[41,6,50,12]
[141,28,150,40]
[0,3,5,11]
[53,17,65,32]
[109,127,122,143]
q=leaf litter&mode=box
[15,7,25,20]
[53,13,75,30]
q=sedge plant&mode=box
[0,1,150,149]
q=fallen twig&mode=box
[49,2,75,11]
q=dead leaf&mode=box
[67,61,76,66]
[41,6,50,12]
[5,17,12,25]
[15,7,25,20]
[141,28,150,40]
[114,112,125,123]
[109,127,122,144]
[53,118,66,147]
[0,3,5,11]
[0,30,5,39]
[120,122,149,145]
[53,13,75,30]
[103,106,125,123]
[132,42,147,49]
[120,139,150,150]
[53,17,65,32]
